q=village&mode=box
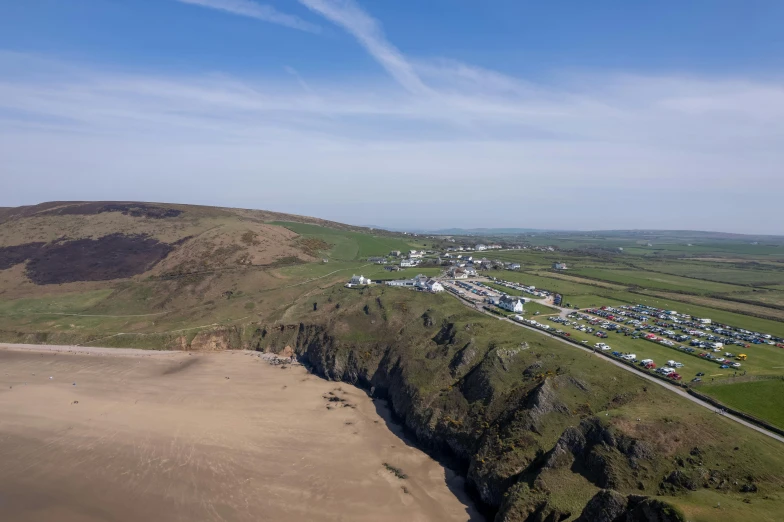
[346,247,784,393]
[363,246,567,279]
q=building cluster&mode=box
[378,249,431,270]
[346,274,373,288]
[385,274,444,293]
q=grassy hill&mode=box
[3,201,784,521]
[0,201,422,345]
[271,221,418,261]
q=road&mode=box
[437,277,784,445]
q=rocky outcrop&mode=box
[660,470,697,492]
[575,489,629,522]
[542,417,656,490]
[576,490,685,522]
[626,497,686,522]
[187,327,241,351]
[449,341,477,376]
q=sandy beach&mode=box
[0,344,481,522]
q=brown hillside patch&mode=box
[150,222,309,275]
[0,243,46,270]
[39,202,183,219]
[298,237,331,257]
[26,234,176,285]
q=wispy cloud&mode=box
[1,0,782,233]
[2,49,783,233]
[297,0,431,95]
[175,0,321,33]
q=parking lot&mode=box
[438,277,784,385]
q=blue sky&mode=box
[1,0,783,233]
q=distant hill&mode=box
[423,227,547,236]
[404,227,784,243]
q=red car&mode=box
[669,373,682,381]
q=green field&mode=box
[726,289,784,308]
[271,222,416,260]
[572,267,748,295]
[487,270,603,296]
[523,302,559,316]
[561,294,633,309]
[699,379,784,430]
[0,289,114,315]
[631,261,784,287]
[363,266,443,280]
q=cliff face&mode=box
[255,314,687,522]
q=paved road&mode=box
[439,285,784,445]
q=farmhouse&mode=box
[450,267,468,279]
[349,274,372,285]
[507,263,521,270]
[476,244,488,251]
[400,259,419,268]
[389,250,401,257]
[384,265,400,271]
[498,296,524,313]
[414,276,444,293]
[426,279,444,292]
[552,262,568,270]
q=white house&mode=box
[476,244,488,251]
[450,267,468,279]
[507,263,521,270]
[400,259,419,268]
[349,275,372,285]
[552,262,568,270]
[413,275,429,289]
[498,296,524,313]
[409,250,423,258]
[426,279,444,292]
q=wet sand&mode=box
[0,344,481,522]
